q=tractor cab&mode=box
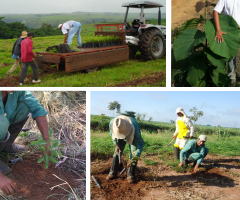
[122,0,164,36]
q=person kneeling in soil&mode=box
[106,115,144,183]
[172,107,194,160]
[19,32,41,85]
[178,135,209,173]
[0,91,49,195]
[58,20,82,47]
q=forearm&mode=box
[35,116,49,140]
[213,10,221,31]
[64,34,68,43]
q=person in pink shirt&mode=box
[19,32,41,85]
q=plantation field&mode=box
[91,128,240,199]
[0,22,166,87]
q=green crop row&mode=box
[82,35,121,43]
[91,130,240,161]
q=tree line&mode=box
[0,17,62,39]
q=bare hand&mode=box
[0,173,16,195]
[34,54,37,58]
[194,164,199,173]
[178,162,183,168]
[214,30,226,43]
[115,144,121,155]
[190,136,193,139]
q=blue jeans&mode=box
[228,56,236,81]
[68,22,82,46]
[0,102,29,141]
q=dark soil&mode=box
[108,71,166,87]
[0,72,48,87]
[91,155,240,200]
[6,158,84,200]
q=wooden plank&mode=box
[65,47,129,73]
[34,59,58,72]
[35,55,61,63]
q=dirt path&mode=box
[91,155,240,199]
[108,71,166,87]
[171,0,217,29]
[6,158,84,199]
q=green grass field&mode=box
[91,130,240,174]
[0,22,166,87]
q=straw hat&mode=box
[175,107,186,116]
[111,115,135,144]
[20,31,28,38]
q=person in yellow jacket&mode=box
[172,107,194,159]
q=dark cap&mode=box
[27,32,34,37]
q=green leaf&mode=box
[51,139,60,143]
[49,156,57,164]
[187,55,207,86]
[212,67,230,87]
[51,150,58,157]
[205,15,240,58]
[57,149,62,158]
[36,140,47,145]
[52,142,59,148]
[30,141,38,146]
[173,29,206,61]
[44,155,49,169]
[204,48,228,69]
[40,146,46,152]
[37,157,44,163]
[179,18,205,32]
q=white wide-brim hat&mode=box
[198,135,207,142]
[58,24,63,29]
[175,107,186,115]
[111,115,135,144]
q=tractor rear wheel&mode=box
[140,29,165,61]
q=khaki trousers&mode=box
[5,58,22,77]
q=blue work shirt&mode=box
[180,139,206,165]
[109,117,144,157]
[0,91,48,124]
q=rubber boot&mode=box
[0,132,11,175]
[174,147,180,160]
[3,115,29,153]
[127,161,137,183]
[106,155,119,181]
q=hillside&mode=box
[1,12,166,28]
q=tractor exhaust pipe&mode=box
[158,8,161,25]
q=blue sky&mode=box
[0,0,166,14]
[91,91,240,128]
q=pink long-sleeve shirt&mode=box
[20,38,35,62]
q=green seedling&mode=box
[30,128,63,182]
